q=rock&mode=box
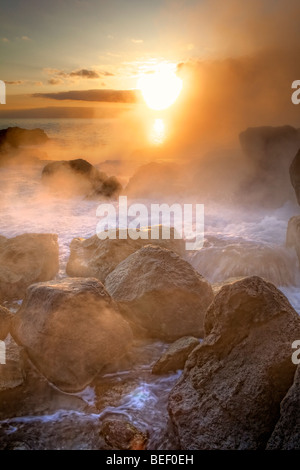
[105,245,214,340]
[12,278,133,392]
[0,305,13,340]
[100,418,148,450]
[168,276,300,450]
[152,337,200,375]
[67,227,186,282]
[238,126,300,207]
[0,127,48,152]
[125,162,185,199]
[190,236,297,286]
[0,233,59,302]
[41,158,122,199]
[290,149,300,205]
[240,126,300,171]
[0,335,25,391]
[267,366,300,450]
[4,441,31,450]
[286,216,300,264]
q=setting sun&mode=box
[138,65,183,110]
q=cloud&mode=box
[44,68,114,82]
[48,78,64,85]
[4,80,25,85]
[2,38,9,43]
[131,38,143,44]
[21,36,31,41]
[69,69,101,79]
[32,89,140,103]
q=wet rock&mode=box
[100,418,148,450]
[286,215,300,266]
[290,149,300,205]
[0,305,13,340]
[0,233,59,302]
[0,335,25,392]
[105,245,213,340]
[66,227,185,282]
[267,365,300,450]
[13,278,133,392]
[238,125,300,207]
[125,162,184,199]
[4,441,32,450]
[152,337,200,375]
[41,158,121,199]
[0,127,48,152]
[168,276,300,450]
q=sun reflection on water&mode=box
[150,118,166,145]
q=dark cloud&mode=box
[32,89,140,103]
[5,80,24,85]
[45,68,114,80]
[69,69,100,79]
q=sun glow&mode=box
[138,64,183,110]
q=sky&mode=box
[0,0,300,136]
[0,0,200,98]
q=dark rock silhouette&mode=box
[42,158,122,198]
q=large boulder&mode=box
[267,365,300,450]
[152,336,200,375]
[105,245,214,340]
[12,278,133,392]
[238,126,300,207]
[168,276,300,450]
[0,127,48,152]
[41,158,122,199]
[125,162,185,199]
[0,335,25,391]
[240,126,300,172]
[289,149,300,205]
[0,233,59,302]
[66,227,186,282]
[0,305,13,340]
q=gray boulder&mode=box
[168,276,300,449]
[66,227,185,282]
[0,233,59,302]
[152,336,200,375]
[267,365,300,450]
[12,278,133,392]
[105,245,213,340]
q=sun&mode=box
[138,65,182,111]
